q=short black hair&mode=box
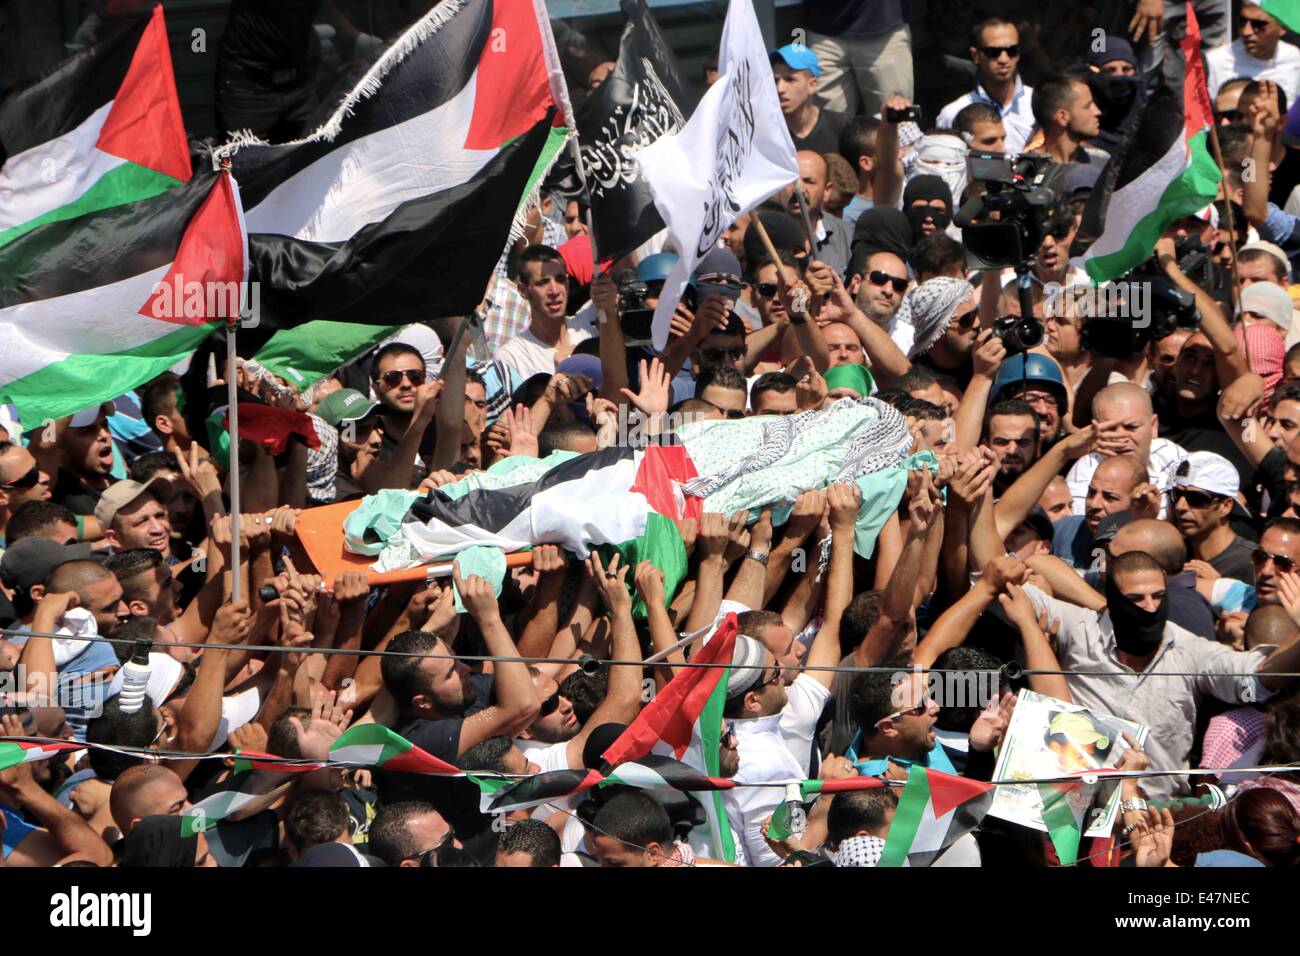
[848,653,913,730]
[827,789,898,845]
[267,706,311,758]
[106,617,160,665]
[517,244,565,280]
[591,791,673,850]
[457,735,513,774]
[933,646,1003,732]
[85,698,158,781]
[971,15,1016,47]
[872,388,910,408]
[896,397,946,421]
[1270,379,1300,411]
[380,631,440,710]
[1031,73,1087,129]
[1108,550,1163,579]
[559,668,607,725]
[104,548,164,603]
[286,791,351,850]
[129,451,180,484]
[696,363,747,394]
[498,818,562,867]
[894,369,939,393]
[841,591,882,652]
[750,371,797,405]
[986,399,1040,432]
[954,101,1002,136]
[838,115,879,167]
[538,419,598,457]
[6,500,77,543]
[910,234,965,281]
[1238,247,1288,281]
[139,373,182,430]
[370,801,441,865]
[370,343,426,380]
[1266,516,1300,538]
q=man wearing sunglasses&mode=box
[0,441,52,548]
[1205,2,1300,105]
[848,249,908,330]
[936,17,1036,154]
[1169,452,1257,584]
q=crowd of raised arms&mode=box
[5,0,1300,870]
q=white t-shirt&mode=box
[1065,437,1187,519]
[1206,38,1300,106]
[517,738,580,820]
[495,323,594,380]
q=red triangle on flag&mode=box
[1181,2,1215,141]
[924,769,993,820]
[96,5,192,183]
[139,173,246,325]
[463,0,557,150]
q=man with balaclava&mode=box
[1013,550,1300,800]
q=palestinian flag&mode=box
[0,170,247,427]
[1073,4,1221,283]
[1037,781,1086,866]
[402,444,698,613]
[603,753,736,792]
[769,776,889,840]
[326,723,460,774]
[253,320,403,392]
[224,0,572,336]
[0,737,82,772]
[1258,0,1300,33]
[877,765,994,867]
[601,614,739,862]
[484,768,603,814]
[0,5,190,248]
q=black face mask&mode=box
[1104,574,1169,656]
[1097,75,1139,128]
[906,205,952,239]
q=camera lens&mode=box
[994,316,1043,356]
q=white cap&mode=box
[1239,240,1292,282]
[1171,451,1239,499]
[1240,282,1294,332]
[725,634,768,699]
[68,400,117,429]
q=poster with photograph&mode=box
[989,690,1149,838]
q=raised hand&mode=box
[620,357,672,416]
[587,551,632,615]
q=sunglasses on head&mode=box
[0,465,40,490]
[756,282,780,298]
[1171,487,1223,509]
[381,369,425,388]
[979,44,1019,59]
[702,346,745,364]
[869,270,908,294]
[1253,548,1297,572]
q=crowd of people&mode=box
[6,0,1300,870]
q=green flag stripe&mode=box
[253,320,403,390]
[1037,783,1083,866]
[877,765,928,867]
[1083,131,1220,283]
[0,160,180,249]
[0,321,216,427]
[698,671,737,863]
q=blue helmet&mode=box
[991,352,1068,410]
[636,253,678,285]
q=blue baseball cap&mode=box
[636,252,678,285]
[770,44,821,77]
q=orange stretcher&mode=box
[294,499,533,585]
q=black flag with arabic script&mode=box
[576,0,698,261]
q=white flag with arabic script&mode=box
[634,0,799,349]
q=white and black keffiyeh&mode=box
[836,835,886,867]
[893,277,975,359]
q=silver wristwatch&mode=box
[745,550,770,566]
[1119,797,1148,814]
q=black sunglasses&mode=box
[756,282,780,298]
[539,690,560,718]
[979,44,1020,59]
[701,346,745,364]
[1240,14,1273,30]
[417,825,459,866]
[1171,487,1223,509]
[869,270,908,293]
[381,369,425,388]
[1253,548,1297,573]
[952,308,979,330]
[0,465,40,490]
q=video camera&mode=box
[1081,259,1201,358]
[616,271,655,344]
[956,151,1068,272]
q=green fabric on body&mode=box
[343,489,421,556]
[451,545,507,614]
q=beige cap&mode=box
[93,477,175,529]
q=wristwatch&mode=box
[745,550,770,566]
[1119,797,1148,814]
[788,312,807,325]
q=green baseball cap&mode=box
[316,389,379,427]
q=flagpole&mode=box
[1205,120,1251,370]
[226,319,242,605]
[749,214,796,286]
[565,135,610,326]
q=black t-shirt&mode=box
[911,352,972,390]
[377,413,439,480]
[1254,446,1290,519]
[52,471,112,517]
[1156,401,1254,490]
[375,673,494,840]
[1208,534,1257,585]
[792,108,849,156]
[1270,146,1300,210]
